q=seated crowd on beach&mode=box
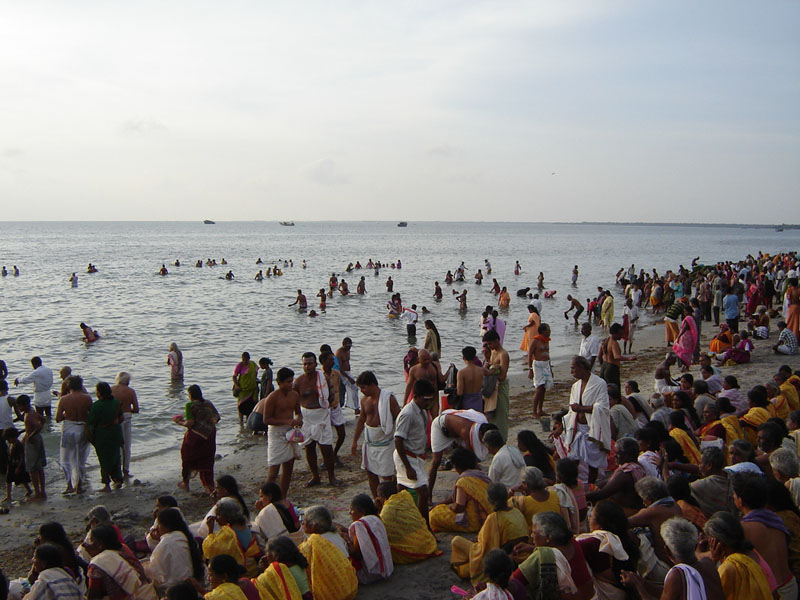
[0,250,799,600]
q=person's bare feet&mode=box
[328,479,344,487]
[100,484,111,493]
[177,481,189,491]
[304,478,321,488]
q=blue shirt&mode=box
[723,293,739,320]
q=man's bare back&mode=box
[457,363,483,396]
[56,391,92,422]
[405,363,440,402]
[111,384,138,414]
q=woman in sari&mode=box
[511,467,561,528]
[672,305,698,371]
[85,525,155,600]
[709,323,734,354]
[232,353,258,425]
[423,320,441,357]
[519,306,540,353]
[167,343,183,381]
[202,498,263,578]
[176,384,219,496]
[739,386,772,446]
[87,382,124,492]
[703,511,771,600]
[376,482,440,564]
[786,277,800,341]
[429,448,493,533]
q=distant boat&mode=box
[203,219,215,225]
[280,221,295,227]
[397,221,408,227]
[776,226,784,232]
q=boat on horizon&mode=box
[203,219,215,225]
[280,221,295,226]
[397,221,408,227]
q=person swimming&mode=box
[225,270,234,280]
[80,322,100,342]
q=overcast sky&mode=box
[1,1,798,223]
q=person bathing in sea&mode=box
[289,290,308,311]
[80,323,100,342]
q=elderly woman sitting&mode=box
[627,477,682,583]
[450,483,528,585]
[337,494,393,584]
[702,512,772,600]
[511,467,561,528]
[202,498,263,577]
[429,448,493,533]
[509,512,593,600]
[85,525,155,600]
[298,505,358,600]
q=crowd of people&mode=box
[1,250,800,599]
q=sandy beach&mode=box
[0,317,796,598]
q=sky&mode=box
[1,1,798,223]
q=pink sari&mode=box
[673,315,698,367]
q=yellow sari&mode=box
[202,525,263,577]
[379,490,441,564]
[771,394,790,420]
[430,471,492,533]
[511,490,561,529]
[740,407,770,446]
[251,562,302,600]
[669,428,701,464]
[720,415,744,443]
[451,508,529,584]
[298,534,358,600]
[717,553,771,600]
[205,583,247,600]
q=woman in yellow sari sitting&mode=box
[511,467,562,529]
[709,324,734,354]
[297,505,358,600]
[376,482,440,564]
[205,555,249,600]
[740,386,772,446]
[668,412,702,465]
[430,448,493,533]
[202,498,263,578]
[251,536,309,600]
[703,511,771,600]
[451,482,528,584]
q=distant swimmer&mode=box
[357,276,367,295]
[1,266,6,276]
[537,272,545,289]
[433,281,443,300]
[254,270,263,281]
[12,266,19,276]
[543,290,557,299]
[404,304,418,336]
[484,259,492,274]
[289,289,308,311]
[444,270,454,284]
[256,257,263,264]
[308,310,318,317]
[302,259,307,268]
[474,269,483,285]
[174,259,180,267]
[455,289,468,311]
[87,263,98,273]
[329,273,338,291]
[195,260,203,268]
[386,276,393,292]
[225,270,234,280]
[516,287,531,297]
[564,295,584,324]
[491,278,500,295]
[498,287,510,308]
[338,279,349,296]
[396,259,402,269]
[221,258,228,265]
[514,260,522,275]
[572,265,579,285]
[159,264,168,276]
[317,289,326,310]
[80,322,100,343]
[69,273,78,288]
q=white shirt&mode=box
[404,309,418,326]
[145,530,194,588]
[623,305,639,327]
[488,445,525,488]
[0,394,13,430]
[20,365,54,407]
[532,299,543,315]
[579,334,600,359]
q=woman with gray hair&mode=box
[702,511,772,600]
[769,448,800,506]
[201,497,262,577]
[302,505,348,556]
[111,371,139,479]
[511,467,561,529]
[297,505,359,600]
[509,511,589,599]
[628,477,681,575]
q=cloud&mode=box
[429,144,458,157]
[304,158,349,186]
[120,119,168,135]
[2,148,24,159]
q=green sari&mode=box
[518,547,561,600]
[88,396,123,483]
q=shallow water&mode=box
[0,221,797,477]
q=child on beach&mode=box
[3,427,33,501]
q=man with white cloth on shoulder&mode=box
[563,355,611,484]
[55,375,92,494]
[292,352,340,487]
[394,379,436,525]
[351,371,401,498]
[620,516,724,599]
[14,355,54,418]
[428,407,497,493]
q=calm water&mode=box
[0,221,797,478]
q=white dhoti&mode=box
[300,407,333,447]
[60,420,89,487]
[329,404,345,427]
[393,449,427,489]
[267,425,297,466]
[342,371,359,410]
[533,360,554,390]
[567,423,608,470]
[362,425,395,477]
[121,412,133,474]
[430,409,489,461]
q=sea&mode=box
[0,221,798,481]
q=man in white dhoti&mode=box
[563,356,611,484]
[428,408,496,492]
[293,352,340,486]
[261,367,303,498]
[55,375,92,494]
[351,371,401,497]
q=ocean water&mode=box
[0,221,797,477]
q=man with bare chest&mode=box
[56,376,92,494]
[293,352,340,487]
[263,367,302,498]
[428,409,495,492]
[598,322,635,389]
[403,349,443,413]
[351,371,401,497]
[111,372,139,479]
[484,330,510,439]
[336,337,360,414]
[527,323,553,418]
[456,346,484,412]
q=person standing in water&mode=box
[168,343,184,380]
